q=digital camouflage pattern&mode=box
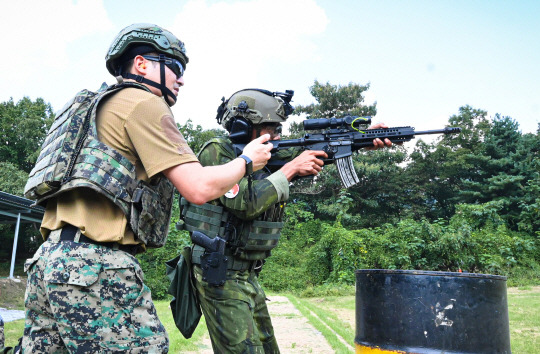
[0,315,4,349]
[198,137,288,219]
[193,265,279,353]
[105,23,189,76]
[22,229,168,353]
[24,83,109,200]
[24,82,174,248]
[180,198,230,238]
[130,178,174,248]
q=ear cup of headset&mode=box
[228,117,253,144]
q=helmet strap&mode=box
[159,59,176,106]
[123,58,177,106]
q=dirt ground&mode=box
[1,278,340,352]
[3,278,536,353]
[0,277,27,310]
[507,285,540,294]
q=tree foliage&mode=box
[1,84,538,296]
[261,81,539,292]
[0,162,29,196]
[177,119,225,154]
[0,97,53,262]
[0,97,54,173]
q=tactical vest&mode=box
[179,197,285,262]
[24,81,174,248]
[179,135,286,263]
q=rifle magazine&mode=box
[336,156,360,188]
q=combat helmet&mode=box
[217,88,294,129]
[105,23,189,106]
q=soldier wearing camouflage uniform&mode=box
[180,89,328,353]
[21,25,272,353]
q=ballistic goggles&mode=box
[261,123,283,135]
[142,55,185,78]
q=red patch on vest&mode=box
[225,184,240,198]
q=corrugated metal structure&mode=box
[0,191,44,278]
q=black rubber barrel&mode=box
[355,269,511,353]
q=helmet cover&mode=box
[217,89,294,131]
[105,23,188,76]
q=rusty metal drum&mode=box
[355,269,511,353]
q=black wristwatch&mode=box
[238,154,253,176]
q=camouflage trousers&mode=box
[22,228,168,353]
[0,315,4,349]
[193,265,279,353]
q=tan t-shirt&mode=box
[40,87,198,244]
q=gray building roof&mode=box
[0,191,44,224]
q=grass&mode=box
[3,287,539,352]
[2,301,209,352]
[3,319,24,348]
[154,300,210,353]
[507,287,540,353]
[287,294,354,353]
[289,287,539,354]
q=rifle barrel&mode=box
[414,127,461,136]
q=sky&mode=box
[1,0,539,139]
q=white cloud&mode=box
[169,0,328,128]
[0,0,112,105]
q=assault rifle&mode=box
[234,116,461,188]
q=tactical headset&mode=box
[215,89,294,144]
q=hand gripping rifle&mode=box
[234,116,461,188]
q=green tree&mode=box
[407,106,492,220]
[515,126,540,233]
[294,80,377,118]
[288,80,376,138]
[505,123,539,233]
[458,114,538,231]
[177,119,225,154]
[407,107,538,233]
[0,162,29,195]
[0,97,53,262]
[324,147,409,228]
[0,97,54,173]
[288,80,410,228]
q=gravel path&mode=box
[190,295,335,353]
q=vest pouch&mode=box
[24,88,102,201]
[244,219,283,251]
[131,178,174,248]
[180,198,229,237]
[233,219,283,261]
[33,180,61,197]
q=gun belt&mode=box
[191,245,261,271]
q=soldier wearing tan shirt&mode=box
[40,87,199,246]
[22,23,272,353]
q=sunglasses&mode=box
[261,123,282,135]
[142,55,185,78]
